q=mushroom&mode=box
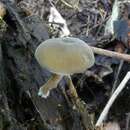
[0,2,6,18]
[35,37,95,98]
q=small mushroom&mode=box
[0,2,6,18]
[35,37,95,98]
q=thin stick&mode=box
[111,49,128,94]
[111,59,124,94]
[126,113,130,130]
[96,71,130,126]
[90,46,130,62]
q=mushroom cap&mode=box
[35,37,95,75]
[0,2,6,18]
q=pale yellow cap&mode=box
[35,37,95,75]
[0,2,6,18]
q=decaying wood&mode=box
[0,1,94,130]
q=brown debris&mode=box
[104,122,120,130]
[115,42,125,53]
[95,122,120,130]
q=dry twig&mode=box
[91,46,130,62]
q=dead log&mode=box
[0,1,94,129]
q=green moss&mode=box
[19,73,28,81]
[0,16,7,37]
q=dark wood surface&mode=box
[0,1,94,129]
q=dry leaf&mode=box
[48,7,70,37]
[105,0,119,35]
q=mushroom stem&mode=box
[67,76,78,99]
[66,76,95,129]
[91,46,130,62]
[38,74,62,98]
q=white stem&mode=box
[96,71,130,126]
